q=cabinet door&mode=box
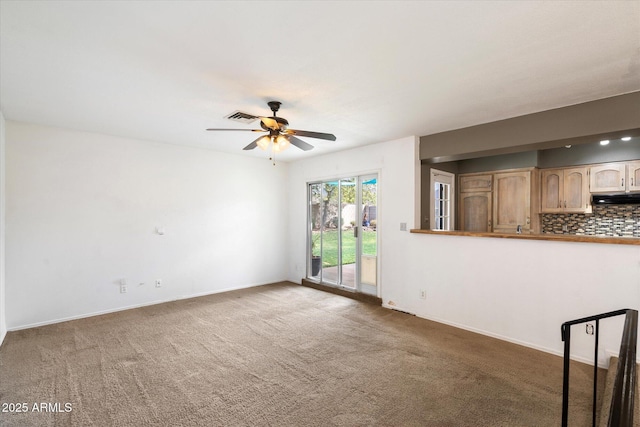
[590,163,626,193]
[563,167,590,212]
[459,192,492,232]
[540,169,563,213]
[493,171,531,233]
[628,161,640,192]
[459,174,492,192]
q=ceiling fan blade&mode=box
[243,135,270,150]
[285,129,336,141]
[206,128,264,132]
[288,136,314,151]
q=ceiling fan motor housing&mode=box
[260,116,289,131]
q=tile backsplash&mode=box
[541,205,640,237]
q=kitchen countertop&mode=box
[409,229,640,245]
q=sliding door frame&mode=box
[306,170,380,297]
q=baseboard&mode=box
[8,280,283,332]
[0,327,6,350]
[382,303,608,368]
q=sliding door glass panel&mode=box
[309,183,323,280]
[340,178,356,288]
[360,175,378,289]
[321,182,339,283]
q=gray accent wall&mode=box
[430,137,640,174]
[420,92,640,162]
[537,138,640,168]
[457,151,539,174]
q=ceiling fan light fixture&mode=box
[256,135,271,150]
[273,135,290,152]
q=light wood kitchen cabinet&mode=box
[492,169,539,234]
[540,167,590,213]
[460,174,492,192]
[627,161,640,192]
[590,163,626,193]
[540,169,562,213]
[459,192,492,232]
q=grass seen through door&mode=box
[312,230,376,267]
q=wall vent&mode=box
[224,111,259,124]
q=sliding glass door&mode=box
[307,174,378,294]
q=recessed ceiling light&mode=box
[600,140,610,146]
[621,136,631,141]
[565,145,572,149]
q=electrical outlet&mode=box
[400,222,407,231]
[120,284,127,293]
[586,324,595,335]
[155,279,162,288]
[420,290,426,299]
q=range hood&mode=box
[592,194,640,205]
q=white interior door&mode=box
[430,169,455,231]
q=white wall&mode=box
[288,136,640,366]
[6,122,289,329]
[399,234,639,365]
[0,112,6,346]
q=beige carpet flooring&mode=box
[1,281,599,426]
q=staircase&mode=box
[562,309,637,427]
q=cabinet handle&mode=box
[622,178,624,187]
[526,217,530,225]
[564,200,567,208]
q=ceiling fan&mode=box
[206,101,336,154]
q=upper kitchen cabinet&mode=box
[540,169,563,213]
[590,161,640,193]
[540,167,590,213]
[459,174,492,192]
[628,161,640,192]
[590,163,626,193]
[493,169,539,234]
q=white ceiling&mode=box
[1,1,639,162]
